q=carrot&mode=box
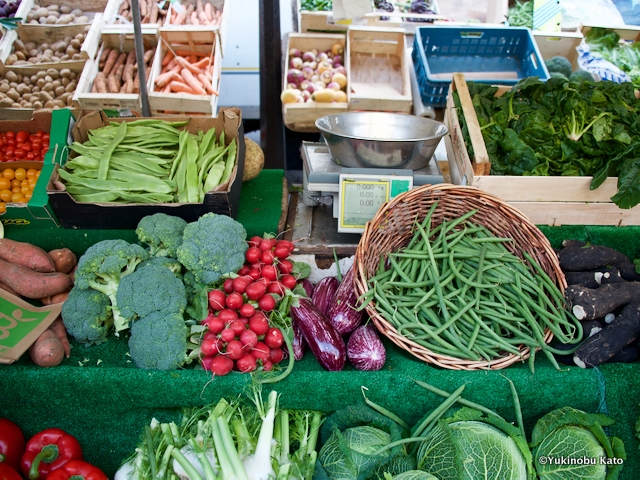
[0,238,56,273]
[181,68,206,94]
[193,57,210,69]
[29,328,64,367]
[163,83,172,93]
[175,56,201,75]
[161,49,173,66]
[174,10,187,24]
[198,73,218,95]
[155,68,182,88]
[205,1,213,21]
[102,49,120,77]
[169,80,198,94]
[174,50,208,58]
[49,316,71,358]
[190,11,200,25]
[166,57,177,70]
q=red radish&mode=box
[276,240,295,253]
[207,317,225,334]
[201,355,215,371]
[262,360,273,371]
[223,278,234,294]
[201,338,220,356]
[238,266,251,276]
[248,269,261,280]
[209,355,234,376]
[251,341,270,361]
[261,265,278,281]
[218,309,238,323]
[245,246,262,264]
[236,353,257,372]
[239,303,256,318]
[202,311,216,325]
[249,313,269,335]
[245,281,267,301]
[233,277,252,294]
[273,247,290,259]
[240,329,258,348]
[264,328,284,348]
[281,275,297,290]
[259,239,275,251]
[220,328,236,343]
[226,340,244,360]
[269,347,284,364]
[226,292,244,310]
[229,319,246,336]
[278,260,294,275]
[208,290,226,310]
[258,294,276,312]
[203,330,218,342]
[268,282,286,295]
[261,250,276,265]
[248,236,263,248]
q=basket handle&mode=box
[452,73,491,176]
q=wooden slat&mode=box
[511,201,640,226]
[452,72,490,175]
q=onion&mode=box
[334,66,347,75]
[301,66,314,79]
[280,88,301,104]
[317,61,333,74]
[347,324,386,371]
[287,69,304,86]
[320,70,333,84]
[326,81,341,91]
[289,48,301,58]
[290,57,303,69]
[302,51,316,62]
[317,52,329,62]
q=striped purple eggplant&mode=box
[312,275,340,315]
[292,320,306,361]
[326,265,364,335]
[290,297,346,371]
[300,278,315,298]
[347,324,386,371]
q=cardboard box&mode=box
[444,73,640,226]
[46,107,245,229]
[0,109,74,229]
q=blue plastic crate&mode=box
[412,26,550,107]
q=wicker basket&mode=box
[353,184,565,371]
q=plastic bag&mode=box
[560,0,625,29]
[577,41,631,83]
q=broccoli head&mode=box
[116,264,187,325]
[74,239,149,332]
[176,212,248,285]
[545,56,572,78]
[136,213,188,258]
[62,286,113,346]
[128,311,198,370]
[549,71,569,81]
[138,255,183,278]
[569,70,594,84]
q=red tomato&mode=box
[43,134,50,141]
[20,143,31,152]
[13,149,25,159]
[25,153,34,160]
[5,131,15,139]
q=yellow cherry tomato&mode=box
[11,179,20,189]
[0,190,11,202]
[14,168,26,181]
[26,168,37,178]
[2,169,15,181]
[0,202,5,214]
[11,192,25,203]
[20,186,31,195]
[24,192,32,201]
[11,187,21,194]
[0,177,9,190]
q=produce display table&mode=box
[1,172,640,477]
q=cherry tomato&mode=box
[13,149,25,159]
[43,133,50,141]
[5,131,15,139]
[20,143,31,152]
[25,153,34,160]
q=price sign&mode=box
[338,174,413,233]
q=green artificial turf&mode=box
[1,185,639,478]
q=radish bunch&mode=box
[199,236,298,376]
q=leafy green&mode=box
[454,78,640,208]
[585,27,640,89]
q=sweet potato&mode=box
[0,238,55,273]
[102,49,120,77]
[48,248,77,274]
[49,316,70,357]
[0,281,18,297]
[94,72,108,93]
[29,328,64,367]
[107,75,120,94]
[0,258,73,299]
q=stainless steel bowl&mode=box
[315,112,448,170]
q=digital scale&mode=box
[300,142,447,234]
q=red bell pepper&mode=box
[0,418,25,472]
[0,462,22,480]
[21,428,83,480]
[46,460,107,480]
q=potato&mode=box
[44,49,54,58]
[4,71,17,83]
[36,78,46,88]
[47,69,60,79]
[60,77,70,87]
[4,54,17,66]
[25,42,37,52]
[6,88,19,100]
[71,9,84,17]
[47,10,60,18]
[66,46,78,56]
[75,33,85,41]
[38,17,48,24]
[28,49,39,58]
[32,86,41,93]
[51,56,61,63]
[29,75,38,83]
[29,58,40,64]
[69,72,77,80]
[0,84,9,94]
[60,5,71,14]
[66,96,74,107]
[32,101,43,109]
[36,71,46,80]
[54,86,65,97]
[23,102,33,109]
[16,84,30,95]
[46,15,58,24]
[44,75,53,83]
[54,42,67,53]
[40,43,49,51]
[46,5,59,11]
[53,100,65,108]
[13,39,25,52]
[71,53,83,60]
[56,14,74,24]
[33,7,49,18]
[65,82,76,93]
[75,16,90,23]
[15,51,26,61]
[44,100,54,109]
[52,80,61,89]
[11,103,21,108]
[29,19,38,24]
[70,39,81,49]
[26,12,34,22]
[43,83,54,92]
[22,93,32,102]
[60,55,70,61]
[8,82,17,89]
[0,98,12,107]
[60,68,71,78]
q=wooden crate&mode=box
[17,0,114,42]
[162,0,229,56]
[533,30,584,70]
[581,24,640,43]
[444,73,640,226]
[102,0,166,32]
[73,32,158,113]
[363,0,445,33]
[283,33,348,132]
[346,27,411,113]
[148,30,220,115]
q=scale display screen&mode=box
[338,174,413,233]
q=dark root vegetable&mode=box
[347,324,386,371]
[567,282,640,320]
[558,244,629,271]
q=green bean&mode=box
[185,135,200,203]
[412,384,466,439]
[98,120,127,180]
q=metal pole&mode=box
[131,0,151,117]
